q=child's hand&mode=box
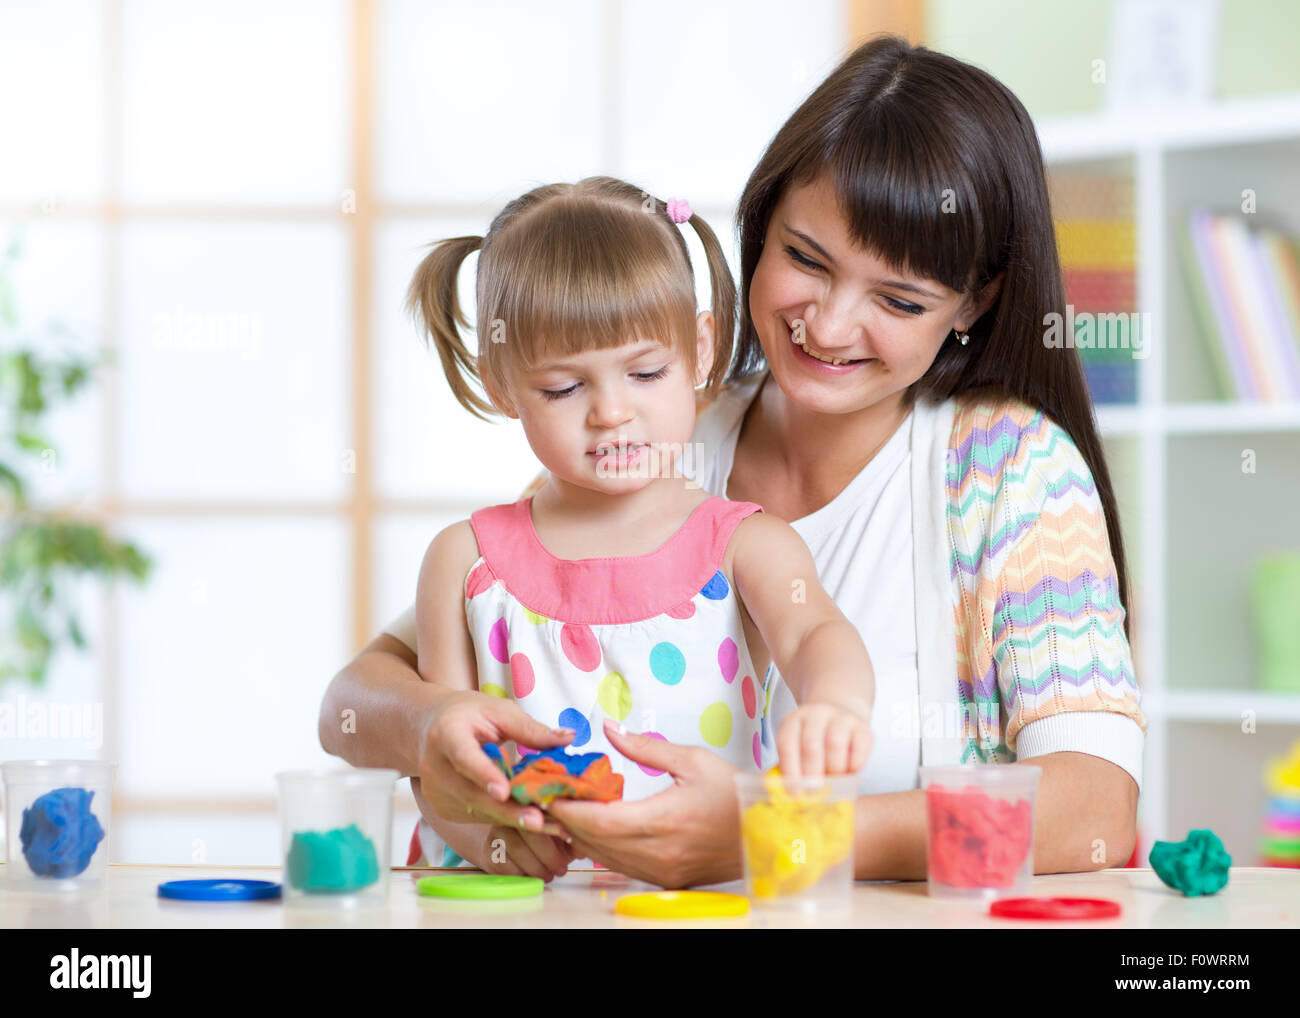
[776,703,873,779]
[479,825,574,882]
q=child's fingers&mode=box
[850,725,874,773]
[518,830,569,879]
[490,828,556,882]
[824,719,853,775]
[800,715,828,778]
[776,716,803,780]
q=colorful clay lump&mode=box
[482,742,623,805]
[1149,829,1231,896]
[1262,738,1300,868]
[20,786,106,878]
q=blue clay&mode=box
[19,786,106,878]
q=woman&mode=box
[319,35,1146,886]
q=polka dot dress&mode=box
[463,494,773,801]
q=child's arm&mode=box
[414,521,572,879]
[730,513,875,779]
[414,520,482,691]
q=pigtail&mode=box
[685,214,737,397]
[404,235,497,422]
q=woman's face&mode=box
[749,172,996,416]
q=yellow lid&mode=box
[614,891,750,919]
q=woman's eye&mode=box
[784,245,823,271]
[884,296,924,316]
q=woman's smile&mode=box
[785,318,873,371]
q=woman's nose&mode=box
[804,292,866,350]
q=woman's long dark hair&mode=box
[734,34,1131,633]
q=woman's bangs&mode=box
[803,115,986,294]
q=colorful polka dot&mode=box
[488,617,509,664]
[752,732,762,768]
[649,642,686,685]
[522,607,547,625]
[665,600,695,620]
[480,683,508,698]
[510,652,534,698]
[700,570,729,600]
[742,675,756,718]
[718,638,738,683]
[637,732,668,776]
[561,623,602,671]
[558,707,590,747]
[597,671,632,721]
[465,562,494,600]
[517,743,536,757]
[699,702,732,747]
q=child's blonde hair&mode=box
[405,176,737,422]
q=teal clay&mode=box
[287,823,380,893]
[1148,829,1231,897]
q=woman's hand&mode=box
[416,688,574,836]
[545,719,745,888]
[776,702,873,779]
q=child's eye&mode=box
[539,366,667,402]
[884,296,924,316]
[784,245,822,271]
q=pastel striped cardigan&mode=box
[509,382,1148,774]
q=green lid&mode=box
[416,874,544,900]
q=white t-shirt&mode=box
[692,374,921,796]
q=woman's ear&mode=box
[693,310,715,387]
[955,271,1005,333]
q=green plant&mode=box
[0,229,152,685]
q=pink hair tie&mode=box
[666,198,692,223]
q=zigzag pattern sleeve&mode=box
[947,397,1147,764]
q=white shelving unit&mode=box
[1040,93,1300,862]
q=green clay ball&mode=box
[1148,829,1231,897]
[287,822,380,893]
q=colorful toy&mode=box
[1262,739,1300,868]
[615,891,750,919]
[925,784,1033,889]
[1148,829,1231,896]
[482,742,623,805]
[19,786,105,878]
[989,896,1121,920]
[739,768,853,899]
[286,822,380,893]
[417,874,543,900]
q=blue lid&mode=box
[158,879,282,901]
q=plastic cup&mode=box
[275,768,398,906]
[921,764,1041,900]
[2,759,115,892]
[735,771,856,912]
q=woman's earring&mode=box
[958,331,970,346]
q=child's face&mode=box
[749,172,1001,417]
[488,315,713,493]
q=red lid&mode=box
[989,896,1121,920]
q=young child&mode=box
[406,176,874,872]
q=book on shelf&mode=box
[1180,209,1300,401]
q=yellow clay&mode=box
[741,768,853,898]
